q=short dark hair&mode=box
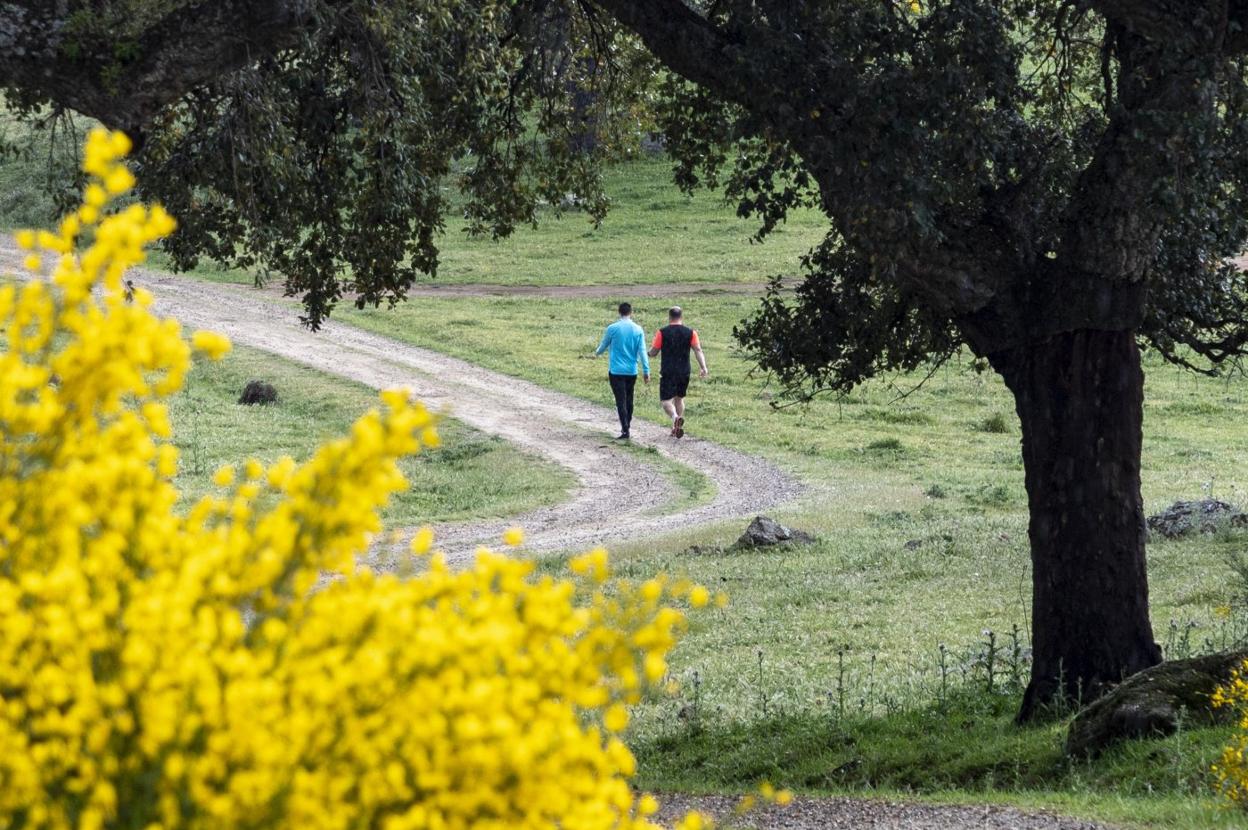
[668,306,683,320]
[618,302,632,316]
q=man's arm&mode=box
[595,327,611,356]
[647,330,661,358]
[692,331,708,377]
[638,331,651,378]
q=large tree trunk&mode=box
[990,329,1162,721]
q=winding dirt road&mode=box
[2,239,801,562]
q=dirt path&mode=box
[657,794,1119,830]
[398,278,797,299]
[240,276,796,301]
[1,239,801,563]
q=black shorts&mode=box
[659,373,690,401]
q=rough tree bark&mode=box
[990,329,1162,718]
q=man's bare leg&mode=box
[661,398,679,435]
[673,396,685,438]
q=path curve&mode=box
[2,239,802,563]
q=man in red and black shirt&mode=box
[648,306,709,438]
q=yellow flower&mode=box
[502,527,525,547]
[410,526,434,555]
[104,166,137,195]
[604,704,629,732]
[191,330,232,360]
[689,585,710,608]
[675,811,712,830]
[212,464,235,487]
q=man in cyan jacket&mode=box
[594,302,650,440]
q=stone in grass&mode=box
[238,380,278,406]
[1146,499,1248,539]
[1065,650,1248,757]
[732,515,816,550]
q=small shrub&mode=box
[925,483,948,499]
[866,437,904,452]
[975,412,1011,434]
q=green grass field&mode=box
[169,344,574,524]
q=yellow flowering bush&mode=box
[1213,658,1248,807]
[0,129,708,830]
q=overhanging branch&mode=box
[0,0,316,131]
[586,0,799,111]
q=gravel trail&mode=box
[2,238,801,562]
[656,794,1120,830]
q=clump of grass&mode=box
[925,483,948,499]
[866,437,905,452]
[858,407,935,426]
[975,412,1012,434]
[1165,400,1223,417]
[968,483,1014,508]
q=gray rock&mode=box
[1147,499,1248,539]
[1065,650,1248,757]
[733,515,816,550]
[238,380,278,406]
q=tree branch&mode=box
[0,0,315,132]
[1091,0,1219,43]
[586,0,797,110]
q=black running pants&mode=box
[608,373,636,435]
